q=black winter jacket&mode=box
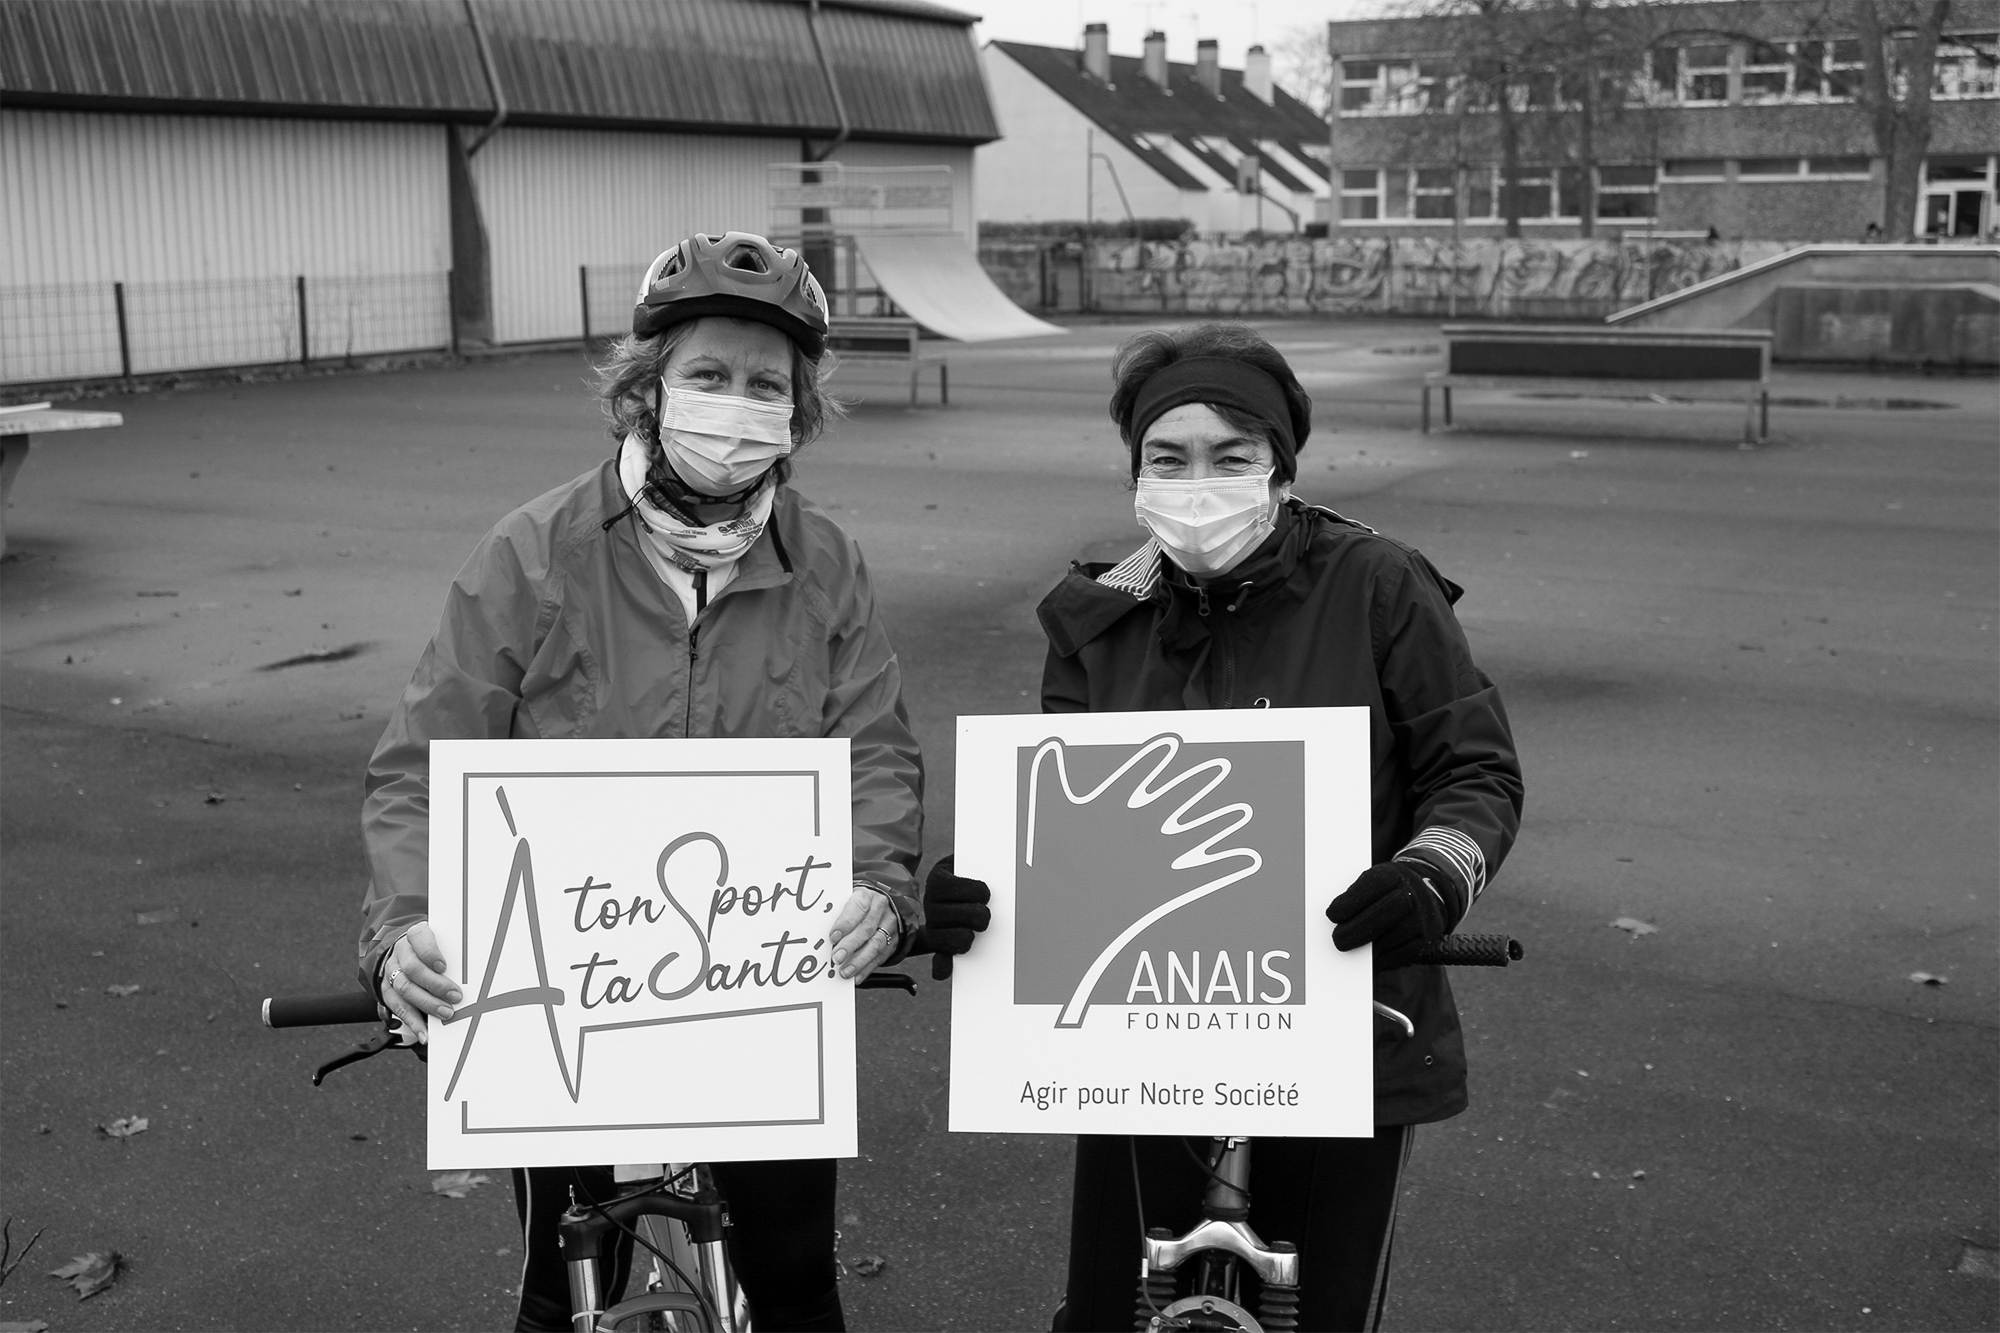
[1037,500,1523,1125]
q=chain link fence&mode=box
[1,272,450,387]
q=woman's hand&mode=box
[827,886,901,980]
[918,854,991,981]
[378,921,461,1043]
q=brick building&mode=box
[1326,0,1997,241]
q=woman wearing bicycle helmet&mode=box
[358,232,920,1332]
[933,322,1523,1331]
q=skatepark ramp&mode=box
[1609,244,2000,367]
[851,232,1062,343]
[771,162,1061,343]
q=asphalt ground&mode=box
[2,322,1995,1332]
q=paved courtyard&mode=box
[2,322,1994,1330]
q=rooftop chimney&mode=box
[1244,44,1273,103]
[1082,23,1110,83]
[1142,31,1168,89]
[1196,39,1221,97]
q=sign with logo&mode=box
[948,708,1373,1137]
[425,738,856,1169]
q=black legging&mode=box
[1054,1127,1414,1333]
[512,1159,843,1332]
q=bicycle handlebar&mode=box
[1412,933,1522,967]
[262,970,918,1031]
[263,991,380,1028]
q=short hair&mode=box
[594,320,845,484]
[1108,323,1313,481]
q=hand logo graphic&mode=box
[1022,734,1267,1028]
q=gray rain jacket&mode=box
[358,459,924,987]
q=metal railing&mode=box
[1,272,451,387]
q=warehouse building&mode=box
[0,0,997,385]
[979,27,1332,234]
[1325,0,1997,240]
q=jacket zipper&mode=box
[685,624,699,735]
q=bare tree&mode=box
[1854,0,1951,237]
[1652,0,1994,239]
[1362,0,1660,237]
[1274,22,1336,116]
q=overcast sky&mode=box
[969,0,1376,70]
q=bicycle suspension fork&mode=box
[558,1178,736,1333]
[1140,1138,1301,1331]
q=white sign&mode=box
[948,708,1375,1137]
[426,738,856,1169]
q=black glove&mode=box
[1325,860,1462,970]
[915,854,991,981]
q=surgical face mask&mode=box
[1133,469,1280,577]
[658,384,795,496]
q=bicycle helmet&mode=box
[632,232,830,360]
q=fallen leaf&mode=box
[851,1254,888,1277]
[431,1171,491,1199]
[1909,972,1947,986]
[104,984,141,998]
[95,1116,148,1140]
[48,1250,122,1299]
[133,908,179,926]
[1610,917,1658,938]
[1954,1238,1999,1278]
[203,792,225,805]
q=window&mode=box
[1739,157,1805,178]
[1805,156,1872,178]
[1596,164,1658,218]
[1340,57,1451,113]
[1341,168,1382,219]
[1412,167,1457,219]
[1662,159,1727,180]
[1828,39,1865,98]
[1557,166,1583,218]
[1742,41,1791,100]
[1468,169,1495,218]
[1934,34,1999,98]
[1339,61,1380,112]
[1681,44,1730,102]
[1501,166,1555,219]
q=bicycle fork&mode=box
[558,1171,740,1333]
[1139,1138,1301,1332]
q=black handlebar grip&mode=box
[1415,934,1523,967]
[263,991,381,1028]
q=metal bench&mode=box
[1422,325,1773,443]
[1,403,124,557]
[825,317,947,408]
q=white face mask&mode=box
[1133,470,1280,577]
[658,384,794,496]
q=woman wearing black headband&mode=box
[975,322,1522,1330]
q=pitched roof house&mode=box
[979,28,1332,234]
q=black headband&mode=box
[1127,357,1301,479]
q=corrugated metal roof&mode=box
[0,0,999,143]
[990,40,1326,145]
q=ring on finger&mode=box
[388,967,403,988]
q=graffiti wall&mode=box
[979,236,1793,320]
